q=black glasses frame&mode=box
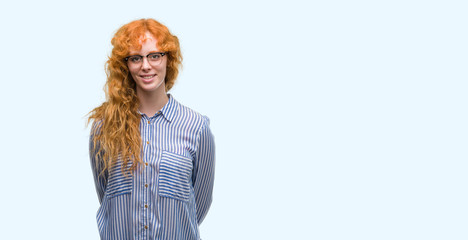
[124,52,167,62]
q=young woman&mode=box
[88,18,215,240]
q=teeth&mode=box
[142,75,155,79]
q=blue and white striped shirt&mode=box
[89,95,215,240]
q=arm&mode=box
[192,117,216,224]
[89,121,107,204]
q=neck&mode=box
[137,88,169,117]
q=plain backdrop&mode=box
[0,0,467,239]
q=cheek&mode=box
[155,65,167,77]
[128,67,139,76]
[159,63,168,74]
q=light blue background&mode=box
[0,0,466,239]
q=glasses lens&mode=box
[148,53,162,64]
[129,56,142,64]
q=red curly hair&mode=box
[88,18,182,175]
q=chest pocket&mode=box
[158,151,193,202]
[106,160,133,199]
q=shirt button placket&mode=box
[144,115,154,236]
[141,116,149,237]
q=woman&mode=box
[88,18,215,240]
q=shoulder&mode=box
[171,97,210,131]
[90,118,104,136]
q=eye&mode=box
[129,56,142,63]
[148,53,161,60]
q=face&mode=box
[127,32,167,95]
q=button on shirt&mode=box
[90,95,215,240]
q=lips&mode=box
[139,74,156,82]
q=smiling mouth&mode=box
[140,74,156,80]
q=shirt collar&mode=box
[159,94,178,122]
[138,94,178,122]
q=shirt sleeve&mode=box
[89,121,108,204]
[192,116,216,224]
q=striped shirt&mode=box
[89,94,215,240]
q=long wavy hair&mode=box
[88,19,182,175]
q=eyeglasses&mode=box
[124,52,167,66]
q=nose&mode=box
[141,57,152,70]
